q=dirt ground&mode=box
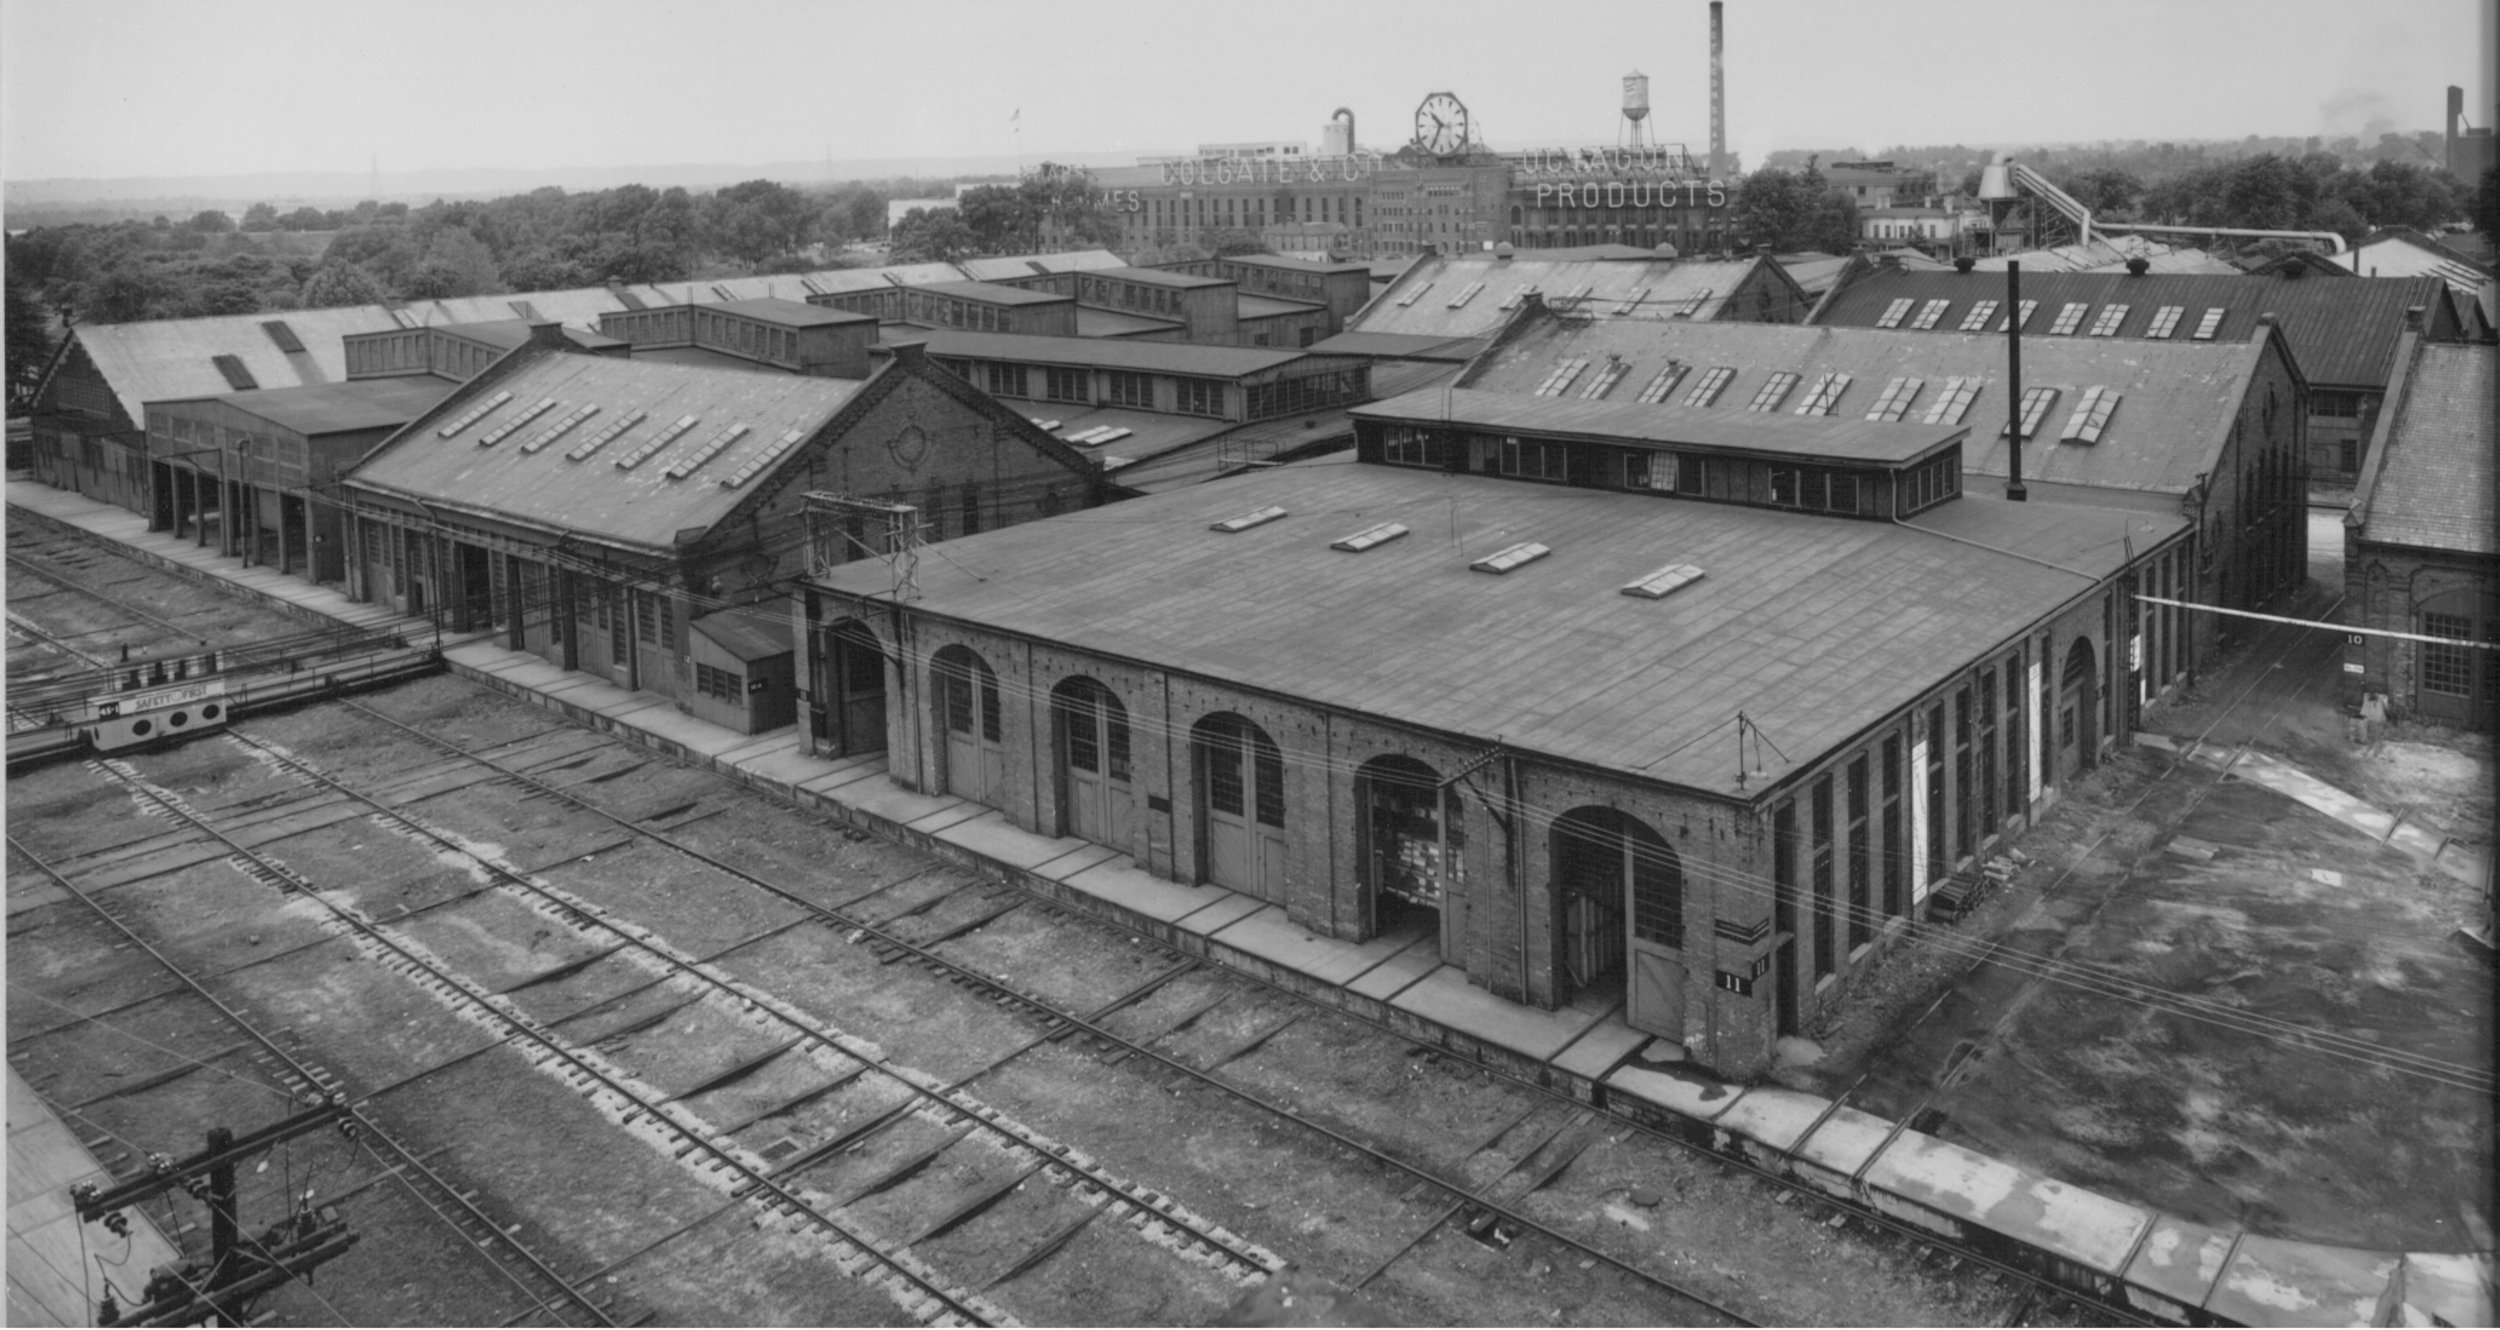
[1792,534,2495,1256]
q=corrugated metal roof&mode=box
[905,280,1072,307]
[1237,293,1324,319]
[349,350,870,552]
[1778,255,1855,297]
[690,604,793,661]
[1351,255,1794,337]
[1463,314,2265,497]
[71,306,403,427]
[1306,331,1489,361]
[897,331,1312,377]
[2337,234,2497,309]
[201,376,460,437]
[1812,267,2450,389]
[811,455,2180,797]
[1352,387,1966,463]
[1963,235,2184,273]
[2355,342,2495,555]
[1073,307,1185,338]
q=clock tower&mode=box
[1413,92,1470,157]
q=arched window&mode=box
[1552,807,1681,994]
[1194,713,1286,900]
[1053,676,1133,845]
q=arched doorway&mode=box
[815,618,886,756]
[932,645,1005,805]
[1356,756,1460,947]
[1193,713,1286,902]
[1552,808,1686,1035]
[2059,637,2098,780]
[1053,677,1133,847]
[2414,588,2498,727]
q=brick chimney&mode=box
[2404,305,2427,332]
[527,320,569,350]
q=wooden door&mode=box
[827,623,886,754]
[1059,682,1133,849]
[1624,828,1687,1039]
[1200,717,1284,901]
[938,654,1005,804]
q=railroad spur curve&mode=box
[280,698,1762,1325]
[102,734,1286,1321]
[8,835,626,1329]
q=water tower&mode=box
[1621,70,1654,148]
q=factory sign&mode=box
[1158,153,1387,186]
[1522,179,1731,211]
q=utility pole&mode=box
[72,1098,362,1327]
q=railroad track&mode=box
[7,835,629,1329]
[244,700,1768,1325]
[5,549,213,645]
[76,757,1021,1327]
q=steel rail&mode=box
[6,831,619,1328]
[73,760,1007,1329]
[319,699,1759,1326]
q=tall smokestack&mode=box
[1710,2,1726,178]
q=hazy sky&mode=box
[4,0,2493,181]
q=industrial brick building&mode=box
[339,327,1100,738]
[803,391,2185,1075]
[1457,303,2302,642]
[1810,263,2464,486]
[2344,337,2497,727]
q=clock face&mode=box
[1415,92,1468,155]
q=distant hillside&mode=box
[3,148,1188,214]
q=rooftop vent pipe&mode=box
[2003,260,2026,503]
[1954,256,1977,273]
[2125,257,2150,276]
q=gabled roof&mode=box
[1351,387,1967,464]
[1462,312,2272,497]
[691,604,793,661]
[810,455,2181,798]
[347,347,875,552]
[893,331,1313,378]
[1811,267,2452,389]
[67,307,403,427]
[1351,255,1795,337]
[1962,235,2190,273]
[2336,232,2498,320]
[2352,340,2495,556]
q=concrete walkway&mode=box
[7,1069,185,1327]
[2137,731,2491,886]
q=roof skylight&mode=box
[2145,305,2186,338]
[1922,375,1981,425]
[720,427,810,488]
[1613,286,1652,315]
[566,408,647,461]
[1674,288,1714,318]
[1581,357,1633,399]
[1910,299,1952,330]
[1746,371,1801,412]
[1470,541,1551,574]
[1683,366,1736,407]
[661,423,751,479]
[1395,280,1435,308]
[1332,521,1408,552]
[2004,386,2060,439]
[1792,372,1852,416]
[2059,386,2121,443]
[2047,302,2090,335]
[2087,304,2130,336]
[1875,298,1915,329]
[1997,299,2039,332]
[519,403,600,454]
[1535,356,1590,396]
[2191,307,2226,340]
[477,397,560,447]
[1957,300,2000,332]
[1446,281,1487,308]
[615,414,699,469]
[1212,505,1288,533]
[1635,362,1689,404]
[1865,376,1925,422]
[260,320,305,353]
[1621,563,1705,599]
[436,390,515,438]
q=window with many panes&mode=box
[1175,377,1226,417]
[1623,450,1678,491]
[1382,425,1447,468]
[985,363,1028,397]
[1881,734,1904,919]
[1105,371,1152,408]
[696,662,742,700]
[1045,367,1088,403]
[1498,436,1569,481]
[2422,612,2476,696]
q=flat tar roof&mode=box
[812,456,2181,798]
